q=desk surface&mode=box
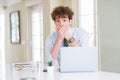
[6,64,120,80]
[41,71,120,80]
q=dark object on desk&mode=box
[20,77,36,80]
[43,69,47,72]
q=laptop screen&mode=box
[60,47,98,72]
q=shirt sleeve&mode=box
[77,28,90,47]
[45,35,55,65]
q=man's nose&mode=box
[59,21,63,26]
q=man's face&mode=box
[54,16,72,32]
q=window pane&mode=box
[32,36,40,48]
[0,13,5,49]
[32,23,40,35]
[32,12,40,35]
[0,11,5,80]
[32,49,40,62]
[81,0,94,15]
[78,0,96,47]
[31,6,43,62]
[81,15,94,33]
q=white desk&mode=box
[6,64,120,80]
[41,71,120,80]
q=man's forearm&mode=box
[50,38,63,59]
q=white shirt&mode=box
[45,27,89,65]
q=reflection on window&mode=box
[10,11,20,43]
[78,0,96,47]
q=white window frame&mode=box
[30,5,44,64]
[73,0,98,47]
[0,10,5,80]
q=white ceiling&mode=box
[0,0,42,9]
[0,0,21,6]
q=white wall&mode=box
[5,1,27,64]
[98,0,120,73]
[5,0,42,64]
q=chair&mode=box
[12,62,39,80]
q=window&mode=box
[31,5,43,63]
[77,0,97,47]
[0,10,5,80]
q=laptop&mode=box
[60,47,98,72]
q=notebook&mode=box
[60,47,98,72]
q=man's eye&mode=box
[56,20,60,22]
[63,20,67,22]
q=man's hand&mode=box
[56,25,72,41]
[56,26,66,40]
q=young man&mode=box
[45,6,89,65]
